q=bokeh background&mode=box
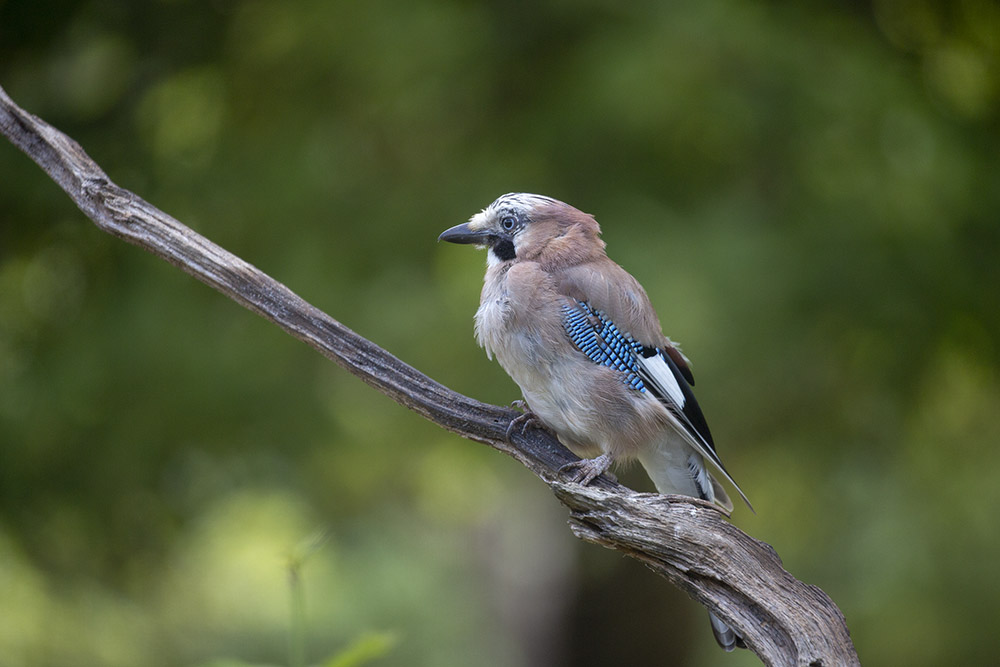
[1,1,998,665]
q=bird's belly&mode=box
[495,342,633,458]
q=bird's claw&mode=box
[506,410,542,441]
[505,400,548,441]
[558,453,616,485]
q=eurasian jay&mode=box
[439,192,751,651]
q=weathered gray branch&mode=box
[0,84,858,667]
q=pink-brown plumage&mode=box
[440,192,748,651]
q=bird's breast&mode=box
[474,272,512,360]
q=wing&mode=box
[555,259,697,385]
[561,298,751,509]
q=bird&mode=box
[439,192,751,651]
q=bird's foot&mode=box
[559,453,616,486]
[506,400,546,441]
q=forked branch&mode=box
[0,85,858,667]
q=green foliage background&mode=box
[1,1,998,665]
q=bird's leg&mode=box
[559,453,615,486]
[505,399,546,441]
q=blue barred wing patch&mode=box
[561,301,647,392]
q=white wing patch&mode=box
[635,353,686,409]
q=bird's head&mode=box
[439,193,604,267]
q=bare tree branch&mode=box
[0,85,858,667]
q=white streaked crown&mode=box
[468,192,563,230]
[488,192,560,212]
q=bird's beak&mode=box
[438,222,489,245]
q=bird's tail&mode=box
[637,444,746,651]
[709,611,746,651]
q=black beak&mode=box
[438,222,490,245]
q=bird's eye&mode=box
[500,215,517,231]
